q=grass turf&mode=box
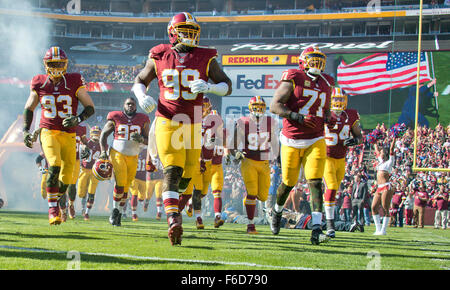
[0,211,449,270]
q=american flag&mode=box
[337,52,431,95]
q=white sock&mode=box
[324,205,335,221]
[85,207,91,214]
[311,211,323,226]
[132,210,137,215]
[373,214,381,232]
[215,212,221,219]
[381,216,389,233]
[113,200,121,209]
[274,203,284,213]
[248,219,254,224]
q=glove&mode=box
[189,79,211,94]
[200,159,206,173]
[146,160,156,172]
[137,94,156,114]
[343,137,358,147]
[39,167,48,174]
[289,112,316,129]
[62,115,80,128]
[130,132,144,143]
[225,154,232,166]
[23,130,34,148]
[80,146,91,159]
[99,151,108,160]
[233,151,246,164]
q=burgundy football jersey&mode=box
[81,139,101,169]
[236,116,273,161]
[201,111,223,161]
[31,73,85,133]
[212,128,227,165]
[107,111,150,141]
[75,125,87,160]
[150,44,218,123]
[325,109,360,159]
[135,148,147,181]
[280,69,334,140]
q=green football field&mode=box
[0,211,448,270]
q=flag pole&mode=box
[413,0,423,172]
[429,51,439,123]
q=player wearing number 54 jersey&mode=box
[100,97,150,227]
[270,46,335,245]
[23,46,95,225]
[323,87,363,238]
[132,12,232,245]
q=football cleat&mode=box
[83,212,90,221]
[109,208,122,226]
[326,219,335,238]
[310,225,330,245]
[60,208,67,223]
[349,223,358,232]
[48,207,62,225]
[247,224,258,234]
[167,213,183,246]
[68,203,75,219]
[185,202,193,217]
[132,214,138,222]
[270,209,283,235]
[214,216,224,228]
[156,212,162,221]
[195,216,205,229]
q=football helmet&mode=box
[167,12,201,47]
[90,125,101,140]
[202,97,212,117]
[330,87,348,113]
[43,46,68,79]
[248,96,266,118]
[92,159,113,181]
[299,46,326,76]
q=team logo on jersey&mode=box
[304,80,311,87]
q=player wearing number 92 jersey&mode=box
[132,12,232,245]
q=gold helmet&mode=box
[331,87,348,112]
[43,46,68,79]
[167,12,201,47]
[202,97,212,117]
[90,126,101,140]
[248,96,266,117]
[299,46,326,76]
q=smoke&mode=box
[0,0,52,212]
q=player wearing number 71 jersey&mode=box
[323,87,363,238]
[269,46,335,245]
[132,12,232,245]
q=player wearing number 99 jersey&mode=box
[100,97,150,227]
[132,12,232,245]
[323,87,362,238]
[22,46,95,225]
[270,46,335,244]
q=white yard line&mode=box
[0,245,317,270]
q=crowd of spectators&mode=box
[71,64,141,83]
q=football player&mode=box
[195,98,226,228]
[145,153,164,220]
[35,151,49,199]
[228,96,278,234]
[132,12,232,245]
[23,46,95,225]
[323,87,363,238]
[269,46,335,245]
[129,145,148,221]
[100,97,150,227]
[77,125,104,220]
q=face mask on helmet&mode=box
[299,47,326,77]
[90,126,101,140]
[331,87,348,114]
[167,12,201,47]
[248,96,266,118]
[202,97,212,117]
[43,46,68,79]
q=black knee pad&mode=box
[162,166,183,192]
[87,193,95,203]
[192,189,203,210]
[308,178,323,212]
[46,166,61,187]
[276,183,294,206]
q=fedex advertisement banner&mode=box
[223,66,296,96]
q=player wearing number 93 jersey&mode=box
[269,46,335,244]
[132,12,232,245]
[323,87,362,237]
[23,46,95,225]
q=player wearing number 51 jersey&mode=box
[100,97,150,227]
[323,87,362,238]
[23,46,95,225]
[132,12,232,245]
[270,46,335,244]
